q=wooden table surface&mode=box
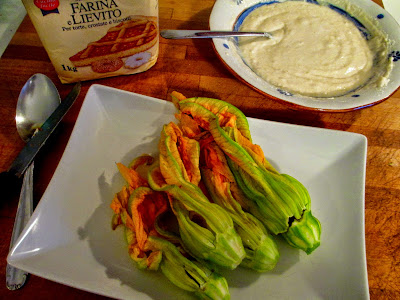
[0,0,399,299]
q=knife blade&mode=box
[7,82,81,178]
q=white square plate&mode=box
[8,85,369,299]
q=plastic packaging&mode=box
[22,0,159,83]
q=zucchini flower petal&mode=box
[159,122,201,186]
[200,141,279,272]
[173,97,321,254]
[173,94,252,141]
[281,210,321,254]
[148,165,246,270]
[124,186,169,269]
[215,117,321,253]
[155,121,246,269]
[112,158,231,299]
[146,236,230,300]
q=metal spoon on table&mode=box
[6,74,60,290]
[160,30,273,39]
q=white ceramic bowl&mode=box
[210,0,400,111]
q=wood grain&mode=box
[0,0,398,298]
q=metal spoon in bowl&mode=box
[160,30,273,39]
[6,74,60,290]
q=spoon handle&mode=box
[160,30,272,39]
[6,162,34,290]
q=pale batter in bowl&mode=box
[238,1,392,97]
